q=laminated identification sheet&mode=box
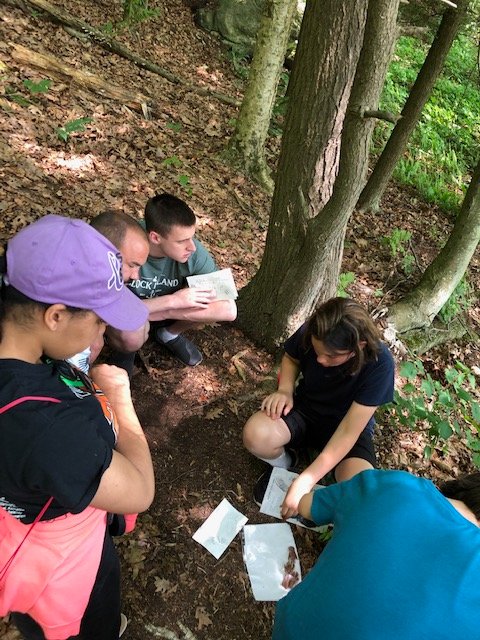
[192,498,248,559]
[259,467,325,531]
[242,523,302,601]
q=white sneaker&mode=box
[119,613,128,638]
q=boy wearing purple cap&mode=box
[0,215,154,640]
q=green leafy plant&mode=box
[386,359,480,465]
[381,228,414,275]
[56,117,92,142]
[226,46,251,81]
[166,121,182,133]
[337,272,355,297]
[178,174,192,196]
[23,78,51,94]
[5,77,51,106]
[101,21,116,35]
[123,0,159,26]
[438,277,473,324]
[5,87,31,106]
[161,155,182,168]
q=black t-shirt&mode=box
[284,325,395,432]
[0,359,116,524]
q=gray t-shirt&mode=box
[128,237,216,300]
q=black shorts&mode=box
[281,408,377,468]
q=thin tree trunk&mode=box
[357,0,469,212]
[225,0,298,192]
[388,157,480,333]
[238,0,399,349]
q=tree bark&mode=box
[388,157,480,332]
[357,0,469,212]
[225,0,298,192]
[237,0,400,349]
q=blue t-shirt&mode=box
[273,469,480,640]
[284,325,394,432]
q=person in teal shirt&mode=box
[109,193,237,370]
[273,469,480,640]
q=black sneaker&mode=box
[119,613,128,638]
[253,467,273,507]
[156,333,203,367]
[293,514,318,529]
[253,449,300,507]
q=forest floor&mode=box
[0,1,479,639]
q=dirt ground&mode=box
[0,1,479,639]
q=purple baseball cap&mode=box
[5,214,148,331]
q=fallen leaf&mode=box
[227,399,239,416]
[195,606,212,630]
[205,406,223,420]
[154,577,172,593]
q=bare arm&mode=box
[143,288,236,323]
[298,492,314,520]
[88,365,155,514]
[281,401,377,518]
[261,353,300,421]
[143,288,216,321]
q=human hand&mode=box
[90,364,132,410]
[261,391,294,421]
[281,475,315,520]
[172,287,216,310]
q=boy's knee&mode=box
[106,323,149,352]
[226,301,237,322]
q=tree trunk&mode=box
[357,0,469,212]
[388,157,480,332]
[237,0,400,350]
[225,0,298,192]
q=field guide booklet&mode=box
[186,268,238,300]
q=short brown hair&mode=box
[90,211,146,250]
[304,297,382,374]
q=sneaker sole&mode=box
[119,613,128,638]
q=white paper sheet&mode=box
[186,268,238,300]
[260,467,326,531]
[192,498,248,559]
[242,523,302,601]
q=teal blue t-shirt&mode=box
[128,237,216,300]
[273,469,480,640]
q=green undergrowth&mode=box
[374,34,480,214]
[385,358,480,467]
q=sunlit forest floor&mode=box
[0,1,479,638]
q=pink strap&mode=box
[0,395,60,585]
[0,497,54,583]
[0,396,61,414]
